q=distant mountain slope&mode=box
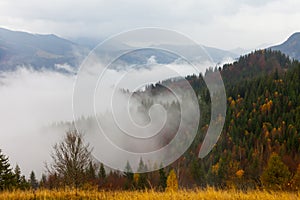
[0,28,87,71]
[221,49,297,85]
[270,32,300,61]
[0,27,238,72]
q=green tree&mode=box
[86,161,96,181]
[0,149,15,190]
[137,158,148,189]
[166,169,178,192]
[14,165,21,187]
[124,161,134,189]
[290,164,300,190]
[97,163,106,188]
[158,167,167,191]
[99,163,106,179]
[14,165,29,190]
[190,159,206,187]
[29,171,38,190]
[261,153,291,190]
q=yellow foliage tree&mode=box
[236,169,244,179]
[133,174,139,184]
[166,169,178,192]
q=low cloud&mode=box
[0,68,74,178]
[0,55,208,176]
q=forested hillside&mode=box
[186,49,300,189]
[1,49,300,191]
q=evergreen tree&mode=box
[99,163,106,179]
[137,158,148,189]
[86,161,96,181]
[0,149,15,190]
[14,165,21,186]
[261,153,291,190]
[124,161,133,189]
[158,167,167,191]
[190,159,206,187]
[14,165,29,190]
[29,171,38,190]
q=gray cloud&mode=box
[1,0,300,49]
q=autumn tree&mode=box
[166,169,178,192]
[261,153,291,190]
[47,130,94,189]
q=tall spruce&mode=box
[0,149,15,190]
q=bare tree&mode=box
[47,130,93,189]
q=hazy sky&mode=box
[1,0,300,49]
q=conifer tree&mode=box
[158,167,167,190]
[0,149,15,190]
[29,171,38,190]
[99,163,106,179]
[124,161,133,189]
[261,153,291,190]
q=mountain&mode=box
[204,46,238,63]
[0,27,238,72]
[221,49,294,85]
[0,28,88,72]
[106,44,238,70]
[270,32,300,61]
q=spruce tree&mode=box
[137,158,148,189]
[124,161,133,189]
[0,149,15,190]
[14,164,29,190]
[99,163,106,179]
[29,171,38,190]
[158,167,167,191]
[86,161,96,181]
[261,153,291,190]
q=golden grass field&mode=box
[0,188,299,200]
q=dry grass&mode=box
[0,188,299,200]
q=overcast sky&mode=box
[1,0,300,49]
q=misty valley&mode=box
[0,28,300,200]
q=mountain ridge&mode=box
[0,27,238,72]
[269,32,300,61]
[0,28,87,72]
